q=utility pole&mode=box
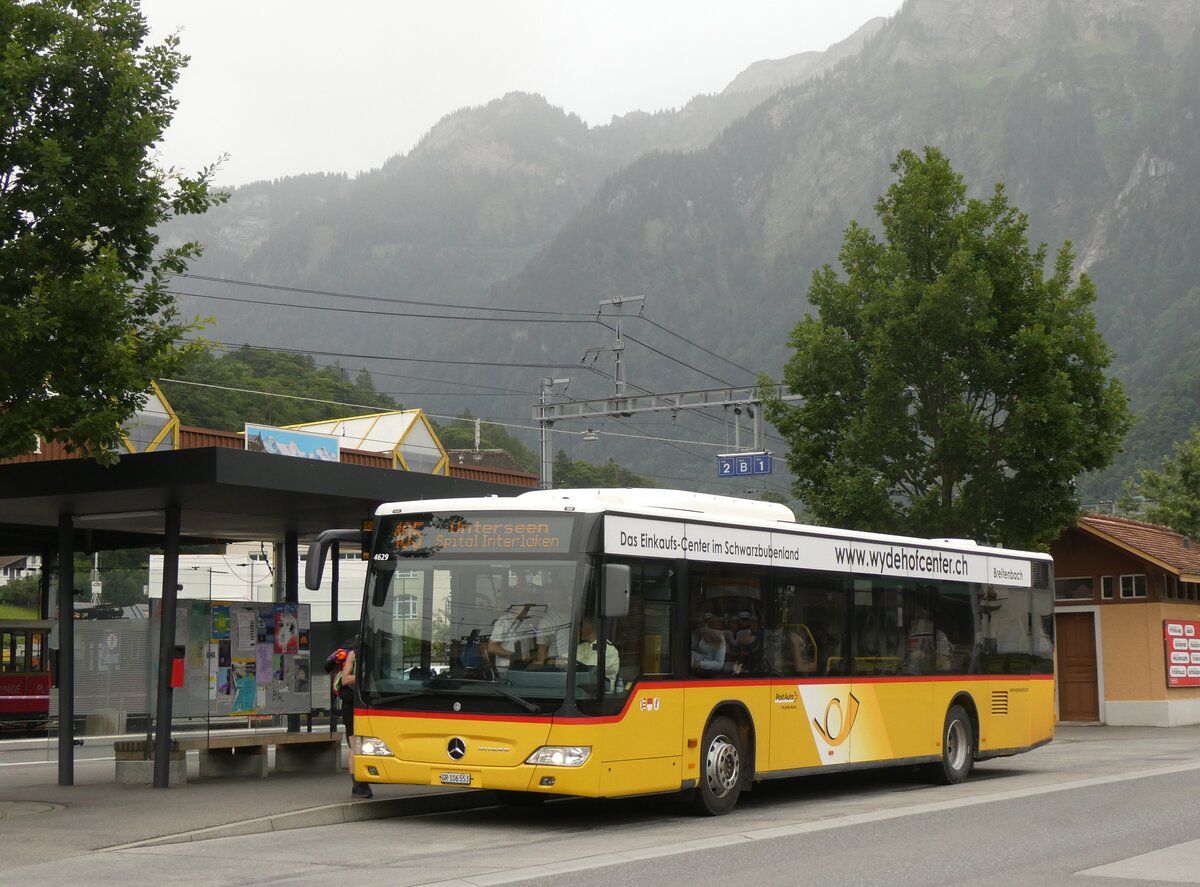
[539,376,569,489]
[583,296,645,406]
[533,294,800,483]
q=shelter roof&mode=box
[0,445,518,556]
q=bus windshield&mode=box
[359,512,584,713]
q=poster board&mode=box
[153,599,312,717]
[1164,619,1200,688]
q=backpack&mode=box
[324,646,349,675]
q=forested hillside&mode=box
[161,0,1200,502]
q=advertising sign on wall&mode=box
[1164,620,1200,688]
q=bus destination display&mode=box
[388,513,574,556]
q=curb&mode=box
[103,788,506,850]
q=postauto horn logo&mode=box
[812,692,861,747]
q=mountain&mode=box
[161,0,1200,502]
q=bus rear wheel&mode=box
[693,716,743,815]
[925,703,974,785]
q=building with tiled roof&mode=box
[1049,513,1200,726]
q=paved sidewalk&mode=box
[0,740,497,869]
[3,723,1200,871]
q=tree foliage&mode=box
[437,411,539,473]
[162,346,398,430]
[0,574,39,610]
[551,450,655,489]
[0,0,225,463]
[764,147,1131,549]
[1118,426,1200,539]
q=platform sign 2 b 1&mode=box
[1164,620,1200,687]
[717,452,772,477]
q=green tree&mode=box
[764,147,1131,549]
[0,0,225,463]
[162,346,398,429]
[437,411,539,473]
[1118,427,1200,538]
[0,574,40,611]
[551,451,655,488]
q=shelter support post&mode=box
[57,514,74,786]
[153,502,182,789]
[329,542,339,735]
[285,530,300,733]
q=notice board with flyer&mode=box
[151,599,313,718]
[1163,619,1200,688]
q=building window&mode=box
[1119,574,1147,599]
[1054,577,1095,601]
[1101,576,1114,600]
[394,593,417,619]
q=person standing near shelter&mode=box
[333,637,372,799]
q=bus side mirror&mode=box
[305,529,362,590]
[602,564,631,618]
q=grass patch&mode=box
[0,603,39,620]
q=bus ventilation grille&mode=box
[1032,562,1050,586]
[991,691,1009,716]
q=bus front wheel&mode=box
[926,703,974,785]
[693,716,743,815]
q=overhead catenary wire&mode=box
[172,273,596,318]
[157,273,795,489]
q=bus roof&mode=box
[373,487,1052,562]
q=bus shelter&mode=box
[0,445,519,787]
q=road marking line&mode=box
[407,759,1200,887]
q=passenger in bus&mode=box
[534,585,574,669]
[690,611,726,674]
[904,609,952,673]
[708,612,736,651]
[576,617,619,691]
[732,611,765,674]
[485,599,546,670]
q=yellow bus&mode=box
[307,488,1055,814]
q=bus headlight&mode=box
[354,735,394,757]
[525,746,591,767]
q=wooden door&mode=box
[1056,612,1099,721]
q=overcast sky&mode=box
[140,1,902,187]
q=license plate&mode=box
[439,771,471,785]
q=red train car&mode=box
[0,619,51,727]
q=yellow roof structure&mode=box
[120,381,180,454]
[285,410,449,474]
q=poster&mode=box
[158,598,313,719]
[295,657,311,693]
[231,659,257,713]
[256,643,273,685]
[1164,620,1200,687]
[212,605,231,639]
[275,603,299,653]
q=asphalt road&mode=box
[6,725,1200,886]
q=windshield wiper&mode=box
[430,675,540,713]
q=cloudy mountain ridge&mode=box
[164,0,1200,499]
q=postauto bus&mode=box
[306,488,1054,814]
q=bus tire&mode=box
[693,715,743,815]
[927,703,973,785]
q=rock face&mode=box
[164,0,1200,497]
